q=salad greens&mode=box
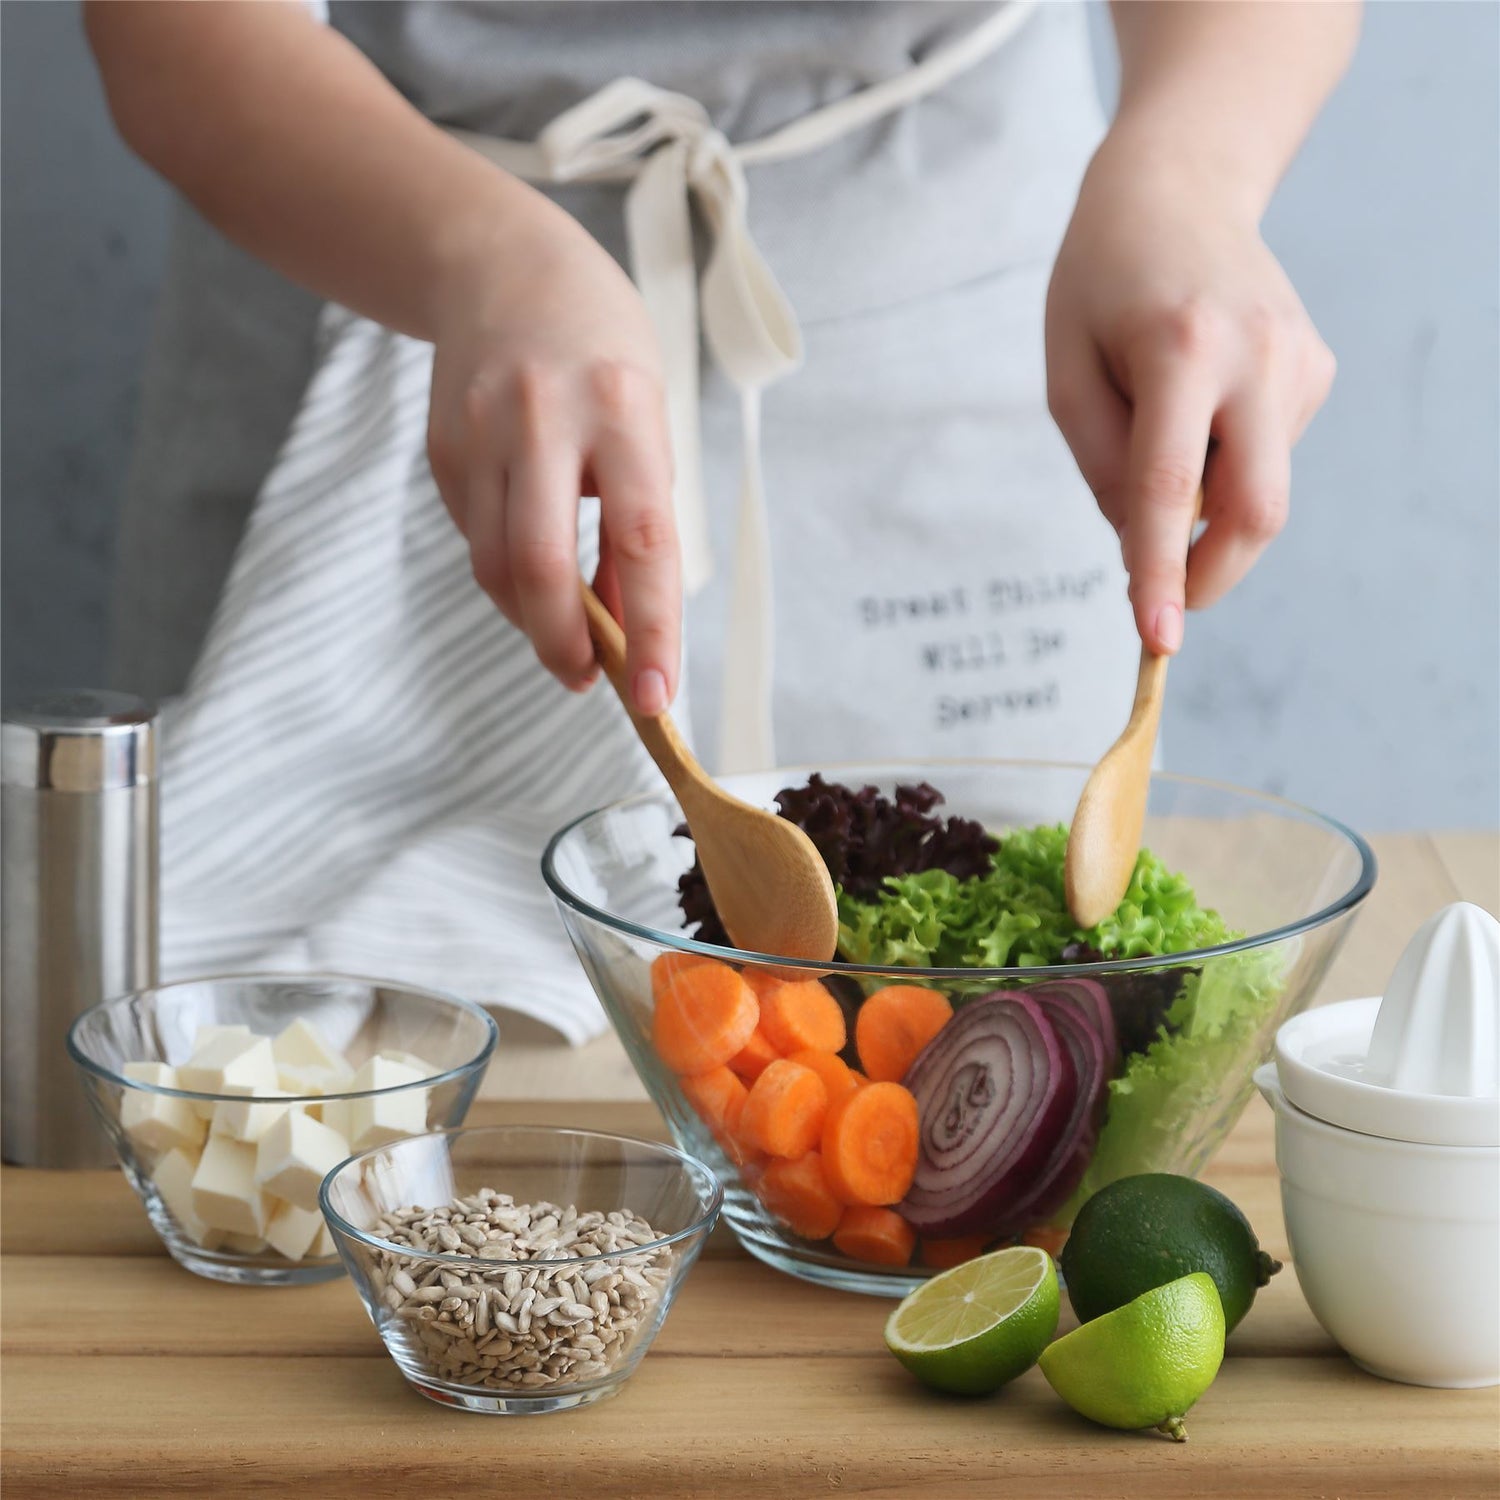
[835,823,1236,970]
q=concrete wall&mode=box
[3,1,1496,830]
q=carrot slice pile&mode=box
[833,1205,917,1267]
[757,1151,843,1240]
[727,1027,780,1083]
[758,979,847,1056]
[1021,1225,1069,1259]
[739,1058,829,1158]
[854,985,954,1083]
[820,1080,920,1206]
[785,1049,863,1108]
[919,1235,990,1271]
[652,959,759,1076]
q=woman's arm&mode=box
[86,0,681,713]
[1046,1,1360,654]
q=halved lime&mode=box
[1038,1271,1225,1441]
[885,1245,1059,1395]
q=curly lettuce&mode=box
[835,823,1236,968]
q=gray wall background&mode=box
[3,1,1497,831]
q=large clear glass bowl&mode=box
[68,974,498,1285]
[542,761,1375,1296]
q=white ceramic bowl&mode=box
[1255,1063,1499,1388]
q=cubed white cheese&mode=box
[272,1017,348,1074]
[276,1063,353,1123]
[182,1025,254,1118]
[255,1110,349,1212]
[191,1134,271,1236]
[190,1023,251,1053]
[220,1232,269,1255]
[151,1146,225,1249]
[265,1200,325,1262]
[211,1087,294,1144]
[178,1031,279,1102]
[375,1048,432,1077]
[342,1055,429,1152]
[311,1221,337,1258]
[120,1062,207,1154]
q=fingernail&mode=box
[633,668,669,716]
[1155,603,1184,654]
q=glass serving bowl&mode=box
[68,974,498,1285]
[321,1125,722,1414]
[542,760,1376,1297]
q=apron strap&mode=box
[452,2,1034,772]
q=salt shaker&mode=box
[2,690,159,1167]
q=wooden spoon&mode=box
[1064,489,1204,929]
[579,581,839,962]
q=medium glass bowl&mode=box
[321,1125,722,1413]
[541,761,1376,1296]
[68,974,498,1285]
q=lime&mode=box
[1060,1174,1281,1333]
[1039,1272,1225,1441]
[884,1246,1059,1395]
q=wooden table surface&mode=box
[4,832,1497,1499]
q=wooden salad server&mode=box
[1065,489,1204,929]
[580,581,839,962]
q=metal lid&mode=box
[1,690,157,791]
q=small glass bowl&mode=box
[68,974,498,1286]
[321,1125,722,1414]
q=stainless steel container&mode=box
[2,690,158,1167]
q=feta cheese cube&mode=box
[265,1200,325,1262]
[220,1232,269,1255]
[181,1025,254,1118]
[311,1222,337,1258]
[272,1017,348,1074]
[178,1031,278,1102]
[276,1063,353,1123]
[190,1023,251,1052]
[191,1134,271,1236]
[151,1146,225,1249]
[120,1062,207,1154]
[375,1048,431,1077]
[342,1055,429,1152]
[211,1087,294,1144]
[255,1110,349,1211]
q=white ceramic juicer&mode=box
[1256,901,1500,1388]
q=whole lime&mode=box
[1060,1173,1281,1333]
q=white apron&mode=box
[157,1,1135,1039]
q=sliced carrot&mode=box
[833,1205,917,1267]
[1021,1225,1069,1259]
[679,1066,748,1137]
[758,979,847,1056]
[738,1059,829,1159]
[756,1152,843,1240]
[786,1049,861,1108]
[820,1081,920,1206]
[920,1235,989,1271]
[740,967,785,1000]
[650,950,714,1004]
[854,985,954,1083]
[652,960,759,1076]
[727,1027,780,1083]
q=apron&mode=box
[142,1,1135,1039]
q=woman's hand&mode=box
[427,196,680,712]
[1046,133,1335,655]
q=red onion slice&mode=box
[990,990,1113,1233]
[898,992,1076,1238]
[1026,977,1117,1061]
